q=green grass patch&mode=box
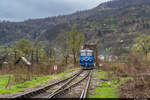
[88,70,133,98]
[0,75,9,89]
[0,75,51,94]
[65,68,76,73]
[89,81,117,98]
[0,75,13,89]
[54,73,67,77]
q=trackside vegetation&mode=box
[88,70,133,98]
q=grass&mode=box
[52,68,76,78]
[53,73,67,78]
[88,70,133,98]
[0,75,11,89]
[89,82,117,98]
[0,75,51,94]
[0,68,76,94]
[92,70,107,79]
[65,68,76,73]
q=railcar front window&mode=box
[87,52,92,56]
[81,52,86,56]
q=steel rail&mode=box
[47,69,83,98]
[80,70,92,99]
[48,70,91,99]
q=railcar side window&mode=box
[81,52,86,56]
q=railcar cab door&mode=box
[80,50,86,66]
[86,50,94,67]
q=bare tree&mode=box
[67,26,85,65]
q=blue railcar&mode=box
[79,49,94,69]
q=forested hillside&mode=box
[1,0,150,55]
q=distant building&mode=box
[3,62,8,65]
[99,55,105,61]
[120,40,124,43]
[15,57,31,66]
[105,55,118,62]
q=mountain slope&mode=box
[1,0,150,55]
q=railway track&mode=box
[48,70,92,98]
[12,69,82,98]
[80,70,92,99]
[13,69,92,99]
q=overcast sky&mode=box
[0,0,110,22]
